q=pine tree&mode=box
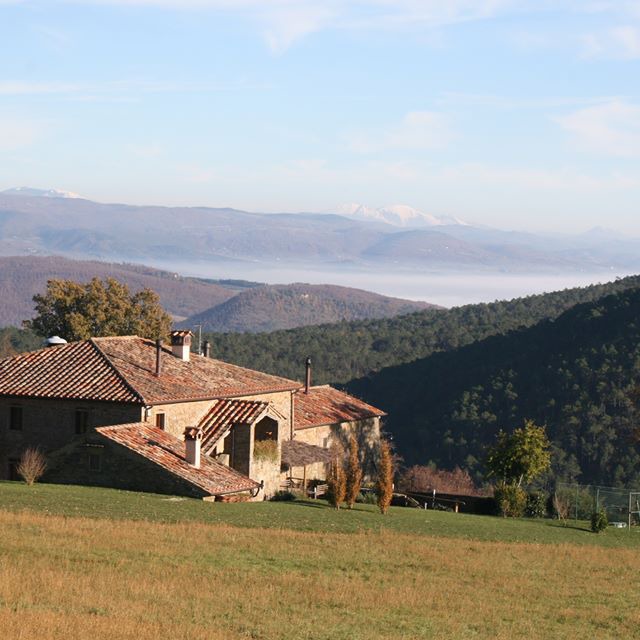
[345,432,363,509]
[376,439,394,515]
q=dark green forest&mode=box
[0,326,41,357]
[347,287,640,488]
[205,275,640,385]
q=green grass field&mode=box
[1,481,639,639]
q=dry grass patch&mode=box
[1,510,639,639]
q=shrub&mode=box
[399,464,484,496]
[270,490,297,502]
[327,447,346,510]
[17,448,47,486]
[253,439,278,462]
[494,481,527,518]
[526,490,548,518]
[591,508,608,533]
[356,491,378,505]
[376,439,394,515]
[345,433,363,509]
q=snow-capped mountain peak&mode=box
[1,186,84,199]
[331,203,468,228]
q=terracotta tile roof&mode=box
[94,337,300,403]
[0,336,300,404]
[0,340,142,403]
[97,423,259,496]
[295,385,385,430]
[282,439,333,467]
[198,398,269,454]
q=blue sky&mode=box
[1,0,639,233]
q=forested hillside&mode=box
[206,275,640,384]
[0,256,246,325]
[180,283,435,332]
[347,287,640,488]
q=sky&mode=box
[1,0,640,234]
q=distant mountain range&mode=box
[1,187,639,272]
[0,256,433,331]
[329,203,468,228]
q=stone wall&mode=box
[250,457,281,500]
[146,399,215,439]
[0,397,142,480]
[288,416,382,483]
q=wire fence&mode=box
[555,483,640,529]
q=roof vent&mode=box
[45,336,67,347]
[170,330,192,361]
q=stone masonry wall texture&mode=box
[0,397,142,480]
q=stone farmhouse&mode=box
[0,331,384,500]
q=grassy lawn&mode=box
[1,481,638,548]
[1,482,640,639]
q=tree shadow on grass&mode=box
[545,521,591,533]
[290,500,378,514]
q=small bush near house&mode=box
[270,490,297,502]
[494,482,527,518]
[253,439,278,462]
[17,448,47,486]
[526,490,548,518]
[356,491,378,505]
[591,508,608,533]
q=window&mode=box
[323,437,330,449]
[8,458,20,481]
[9,406,22,431]
[75,409,89,435]
[155,413,166,430]
[88,453,101,472]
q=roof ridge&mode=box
[89,338,147,404]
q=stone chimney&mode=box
[184,427,202,468]
[170,330,192,361]
[203,340,211,358]
[154,339,162,376]
[305,356,312,393]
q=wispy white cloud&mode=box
[41,0,519,52]
[0,79,271,99]
[435,162,640,191]
[348,111,454,153]
[437,92,620,110]
[581,25,640,58]
[554,100,640,157]
[0,117,40,151]
[126,143,164,158]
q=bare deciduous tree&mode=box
[17,448,47,485]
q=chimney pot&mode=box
[45,336,67,348]
[170,330,192,361]
[184,427,202,468]
[203,340,211,358]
